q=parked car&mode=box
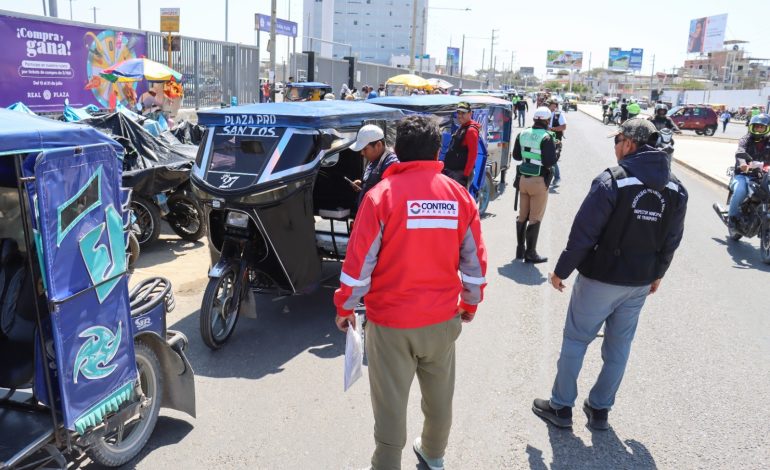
[638,97,650,110]
[667,105,719,136]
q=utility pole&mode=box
[409,0,418,73]
[488,29,498,89]
[137,0,142,29]
[650,54,656,100]
[42,0,47,16]
[269,0,277,101]
[48,0,58,17]
[419,6,427,75]
[225,0,229,42]
[69,0,75,20]
[90,6,97,23]
[481,48,485,83]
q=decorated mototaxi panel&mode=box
[32,144,137,434]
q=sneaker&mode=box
[532,398,572,428]
[413,437,444,470]
[583,399,610,431]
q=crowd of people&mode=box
[330,89,690,469]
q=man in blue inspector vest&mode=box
[533,118,688,431]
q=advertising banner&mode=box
[608,48,643,71]
[0,15,147,112]
[446,47,459,76]
[255,13,298,38]
[519,66,535,76]
[687,14,727,54]
[546,50,583,69]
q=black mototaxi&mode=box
[190,101,403,349]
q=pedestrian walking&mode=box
[547,98,566,184]
[442,101,480,188]
[515,94,529,128]
[720,110,731,133]
[512,106,559,264]
[334,115,487,470]
[532,118,688,431]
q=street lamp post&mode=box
[137,0,141,29]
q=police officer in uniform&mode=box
[547,98,566,184]
[533,118,688,431]
[512,106,559,263]
[443,101,481,188]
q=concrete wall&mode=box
[662,87,770,111]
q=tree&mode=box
[678,79,706,90]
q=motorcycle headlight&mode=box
[225,211,250,229]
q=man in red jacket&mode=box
[442,101,480,188]
[334,115,487,470]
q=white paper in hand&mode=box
[344,315,364,391]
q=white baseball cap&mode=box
[350,124,385,151]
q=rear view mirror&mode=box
[319,132,337,150]
[321,153,339,167]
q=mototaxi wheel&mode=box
[476,172,493,215]
[84,341,163,467]
[200,268,239,350]
[127,232,140,270]
[167,193,205,242]
[761,223,770,264]
[130,196,161,247]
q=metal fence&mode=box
[147,32,259,109]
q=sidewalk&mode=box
[578,104,734,188]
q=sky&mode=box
[2,0,769,80]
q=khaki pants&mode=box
[517,175,549,223]
[366,317,462,470]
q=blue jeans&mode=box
[550,275,650,410]
[552,163,560,180]
[728,174,749,218]
[518,111,526,127]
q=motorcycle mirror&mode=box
[319,132,337,150]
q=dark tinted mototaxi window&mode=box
[205,126,285,191]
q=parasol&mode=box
[385,74,432,90]
[101,58,183,83]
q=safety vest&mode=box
[518,128,548,176]
[628,103,641,115]
[578,165,685,285]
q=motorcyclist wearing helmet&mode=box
[627,99,641,119]
[728,113,770,227]
[512,106,559,264]
[648,103,680,133]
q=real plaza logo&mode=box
[407,200,459,217]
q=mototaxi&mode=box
[368,94,513,215]
[189,101,403,349]
[0,110,195,469]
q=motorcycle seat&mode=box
[318,208,350,220]
[0,238,37,390]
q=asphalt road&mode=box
[90,110,770,470]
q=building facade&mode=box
[303,0,428,65]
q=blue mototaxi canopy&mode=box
[368,95,485,115]
[286,82,331,88]
[197,101,404,129]
[461,95,514,111]
[0,109,124,157]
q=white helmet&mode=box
[533,106,552,121]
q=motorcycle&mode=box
[0,109,195,469]
[130,182,205,247]
[603,107,621,125]
[189,101,404,349]
[655,128,675,157]
[712,162,770,263]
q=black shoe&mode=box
[583,399,610,431]
[515,221,527,260]
[524,222,548,264]
[532,398,572,428]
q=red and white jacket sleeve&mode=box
[333,195,383,317]
[458,202,487,313]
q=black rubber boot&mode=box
[515,221,527,260]
[524,222,548,264]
